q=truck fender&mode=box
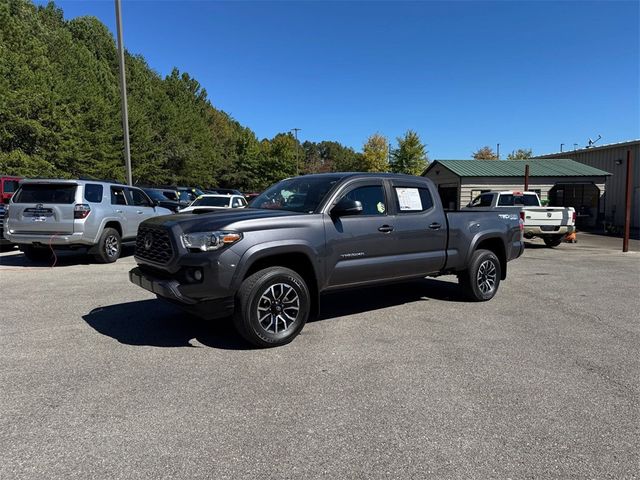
[231,240,321,292]
[465,231,507,280]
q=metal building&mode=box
[423,159,610,228]
[535,140,639,230]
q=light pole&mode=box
[115,0,132,185]
[291,128,301,175]
[496,143,500,160]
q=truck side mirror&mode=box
[331,198,363,216]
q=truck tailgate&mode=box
[524,207,574,227]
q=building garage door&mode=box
[548,183,600,228]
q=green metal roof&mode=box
[425,159,611,177]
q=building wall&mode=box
[536,141,639,228]
[424,167,461,207]
[458,177,605,208]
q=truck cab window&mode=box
[342,185,386,215]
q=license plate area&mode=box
[24,207,54,218]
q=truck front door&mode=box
[324,180,402,288]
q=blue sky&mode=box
[37,0,639,159]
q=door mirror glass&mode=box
[331,198,363,216]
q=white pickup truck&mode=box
[466,191,575,247]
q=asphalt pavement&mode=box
[1,239,639,479]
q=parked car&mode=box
[466,191,575,247]
[142,188,181,212]
[1,176,22,204]
[0,203,13,250]
[130,173,524,347]
[176,187,204,208]
[0,176,22,249]
[4,179,172,263]
[179,194,248,213]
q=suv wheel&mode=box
[233,267,310,348]
[23,245,53,263]
[94,228,121,263]
[543,235,563,248]
[458,249,501,301]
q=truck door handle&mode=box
[429,222,442,230]
[378,225,394,233]
[136,210,143,214]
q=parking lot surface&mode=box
[1,236,639,479]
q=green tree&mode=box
[361,133,389,172]
[506,148,533,160]
[472,146,498,160]
[390,130,428,175]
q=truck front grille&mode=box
[135,226,174,264]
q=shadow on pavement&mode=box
[317,277,468,321]
[83,277,468,349]
[0,246,135,268]
[83,299,249,350]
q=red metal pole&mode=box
[524,164,530,191]
[623,149,633,252]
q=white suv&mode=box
[5,179,172,262]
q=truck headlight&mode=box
[180,231,242,252]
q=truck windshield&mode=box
[250,176,341,213]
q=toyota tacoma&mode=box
[130,173,524,347]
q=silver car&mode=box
[4,179,172,263]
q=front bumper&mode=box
[129,267,198,304]
[129,267,234,319]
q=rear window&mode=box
[394,187,434,213]
[470,194,493,207]
[84,184,103,203]
[192,196,231,207]
[498,194,539,206]
[13,184,77,204]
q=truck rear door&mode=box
[386,179,447,276]
[9,182,78,235]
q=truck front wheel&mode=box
[458,249,501,301]
[233,267,310,348]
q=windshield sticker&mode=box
[396,188,422,211]
[377,202,386,214]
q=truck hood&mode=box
[142,208,304,233]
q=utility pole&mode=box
[115,0,132,185]
[497,143,500,160]
[560,143,564,152]
[623,149,633,253]
[291,128,301,176]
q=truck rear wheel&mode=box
[458,249,501,302]
[543,235,563,248]
[93,228,121,263]
[233,267,310,348]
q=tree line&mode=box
[1,1,532,192]
[0,0,431,191]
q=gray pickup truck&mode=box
[130,173,524,347]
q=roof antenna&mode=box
[586,134,601,148]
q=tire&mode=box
[23,245,53,263]
[543,235,563,248]
[458,249,501,302]
[233,267,310,348]
[93,227,121,263]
